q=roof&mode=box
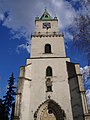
[40,9,52,20]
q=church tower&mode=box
[14,9,90,120]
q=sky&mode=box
[0,0,90,107]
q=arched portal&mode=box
[34,99,65,120]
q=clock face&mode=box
[43,22,51,29]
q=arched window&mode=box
[45,44,51,53]
[46,66,52,76]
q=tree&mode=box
[10,102,15,120]
[73,15,90,65]
[66,0,90,65]
[66,0,90,109]
[0,99,5,120]
[2,73,16,120]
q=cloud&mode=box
[86,89,90,109]
[51,0,76,30]
[0,0,76,30]
[64,32,73,41]
[80,0,90,17]
[0,0,45,32]
[80,66,90,80]
[16,43,30,54]
[80,66,90,90]
[0,13,4,21]
[80,66,90,109]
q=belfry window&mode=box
[46,66,52,77]
[46,78,52,92]
[45,44,51,53]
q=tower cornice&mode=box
[31,32,64,38]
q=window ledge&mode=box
[43,52,53,54]
[46,90,53,92]
[45,76,53,79]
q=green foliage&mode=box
[2,73,16,120]
[0,99,5,120]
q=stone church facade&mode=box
[13,10,90,120]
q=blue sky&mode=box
[0,24,29,96]
[0,0,90,106]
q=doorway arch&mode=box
[34,99,66,120]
